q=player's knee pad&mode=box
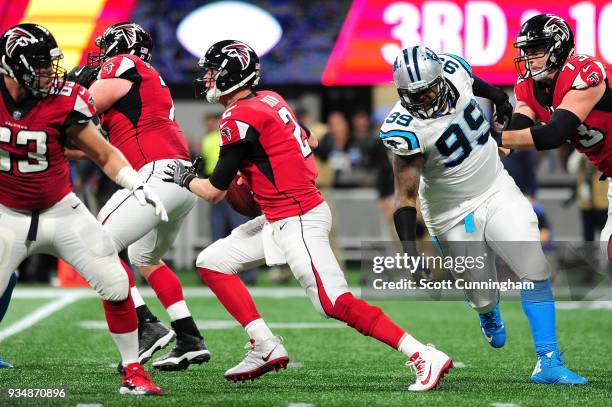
[196,242,236,275]
[329,292,383,336]
[89,259,129,302]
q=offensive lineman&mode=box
[495,14,612,258]
[0,23,163,395]
[382,45,587,385]
[68,22,209,371]
[165,40,453,392]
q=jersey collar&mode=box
[0,75,40,120]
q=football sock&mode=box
[0,272,17,322]
[131,286,146,308]
[147,265,192,321]
[521,279,559,357]
[330,292,407,349]
[102,293,138,366]
[398,334,427,358]
[119,259,160,324]
[245,318,274,342]
[197,268,261,327]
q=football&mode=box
[225,173,262,217]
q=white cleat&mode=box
[407,345,453,392]
[224,336,289,382]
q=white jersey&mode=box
[381,54,508,236]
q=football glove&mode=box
[134,185,168,222]
[493,95,513,131]
[163,157,202,190]
[66,65,99,88]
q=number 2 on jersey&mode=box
[278,106,311,158]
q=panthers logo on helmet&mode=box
[4,27,38,58]
[221,42,251,69]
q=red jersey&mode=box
[218,90,323,221]
[515,54,612,174]
[97,54,190,170]
[0,78,95,211]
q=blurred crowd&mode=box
[132,0,352,84]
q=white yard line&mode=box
[80,320,345,330]
[13,287,360,299]
[0,293,83,342]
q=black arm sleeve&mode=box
[393,206,417,242]
[507,112,534,130]
[208,143,249,190]
[531,108,582,151]
[472,75,507,103]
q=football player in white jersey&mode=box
[382,46,587,385]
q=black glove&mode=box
[493,95,513,131]
[66,65,99,88]
[163,157,202,190]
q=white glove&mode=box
[115,167,168,222]
[133,185,168,222]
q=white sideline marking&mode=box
[80,320,345,330]
[0,294,82,343]
[453,361,466,368]
[556,301,612,310]
[287,404,314,407]
[288,362,304,369]
[13,287,360,299]
[491,403,520,407]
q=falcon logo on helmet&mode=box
[543,16,570,42]
[5,27,38,58]
[111,23,139,48]
[222,42,251,69]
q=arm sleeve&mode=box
[208,142,249,190]
[472,75,507,104]
[531,108,582,151]
[507,112,535,131]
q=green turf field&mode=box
[0,287,610,406]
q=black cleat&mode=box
[152,332,210,371]
[117,321,175,374]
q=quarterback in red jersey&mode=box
[69,22,208,371]
[0,23,164,395]
[165,40,453,391]
[497,14,612,257]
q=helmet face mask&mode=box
[194,40,260,104]
[393,46,451,119]
[0,24,66,99]
[88,22,153,66]
[514,14,574,81]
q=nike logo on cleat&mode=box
[420,365,432,385]
[262,344,278,362]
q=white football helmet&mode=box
[393,46,450,119]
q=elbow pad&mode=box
[531,109,581,151]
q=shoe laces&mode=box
[125,363,151,382]
[481,311,499,331]
[406,345,432,379]
[541,351,564,368]
[407,355,426,378]
[243,336,283,359]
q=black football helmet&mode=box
[514,14,574,81]
[88,22,152,66]
[0,23,66,98]
[194,40,260,103]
